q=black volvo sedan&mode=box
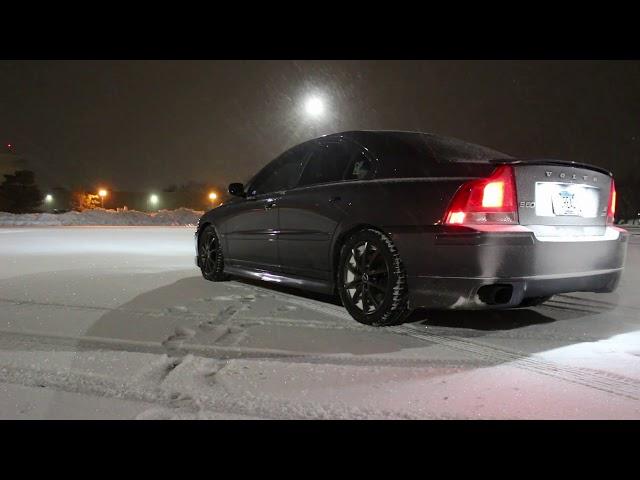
[196,131,628,326]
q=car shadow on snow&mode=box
[79,275,431,357]
[229,276,623,340]
[406,308,558,331]
[231,276,562,331]
[73,273,622,362]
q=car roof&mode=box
[319,130,514,162]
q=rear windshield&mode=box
[365,132,512,179]
[419,134,513,162]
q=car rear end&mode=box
[406,159,629,310]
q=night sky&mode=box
[1,60,639,191]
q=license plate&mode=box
[535,182,600,218]
[552,189,581,216]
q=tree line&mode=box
[0,170,229,213]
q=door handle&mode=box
[328,196,342,203]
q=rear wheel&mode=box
[198,225,227,281]
[337,229,410,326]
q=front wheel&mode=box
[198,225,227,281]
[336,229,410,326]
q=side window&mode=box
[345,150,372,180]
[298,141,372,187]
[248,146,308,196]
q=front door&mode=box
[223,195,280,270]
[224,144,310,271]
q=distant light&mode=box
[208,192,218,201]
[149,194,159,205]
[304,96,325,118]
[98,189,108,198]
[45,194,53,203]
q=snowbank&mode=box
[0,208,204,226]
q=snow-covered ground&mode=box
[0,208,203,226]
[0,226,639,419]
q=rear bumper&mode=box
[408,268,623,309]
[390,226,630,310]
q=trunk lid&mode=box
[507,160,613,235]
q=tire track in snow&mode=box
[4,282,639,399]
[226,283,640,400]
[0,356,445,420]
[0,296,363,331]
[552,294,640,317]
[157,304,248,413]
[1,288,625,340]
[0,328,487,368]
[390,324,640,401]
[0,359,260,419]
[224,282,354,321]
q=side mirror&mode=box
[228,182,246,198]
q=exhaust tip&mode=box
[477,284,514,306]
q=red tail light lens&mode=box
[607,179,616,225]
[444,165,518,225]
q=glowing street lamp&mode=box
[304,95,325,119]
[208,191,219,209]
[149,194,159,210]
[44,194,53,203]
[98,189,108,208]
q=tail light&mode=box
[607,179,616,225]
[444,165,518,225]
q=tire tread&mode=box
[200,225,227,282]
[338,228,410,326]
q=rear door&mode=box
[277,139,375,280]
[513,162,613,237]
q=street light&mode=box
[304,95,325,118]
[208,191,219,209]
[98,189,108,208]
[44,194,53,203]
[149,194,159,210]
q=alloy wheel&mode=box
[343,241,390,314]
[200,233,219,275]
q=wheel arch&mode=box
[332,223,411,326]
[330,223,392,283]
[196,220,224,253]
[196,221,212,248]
